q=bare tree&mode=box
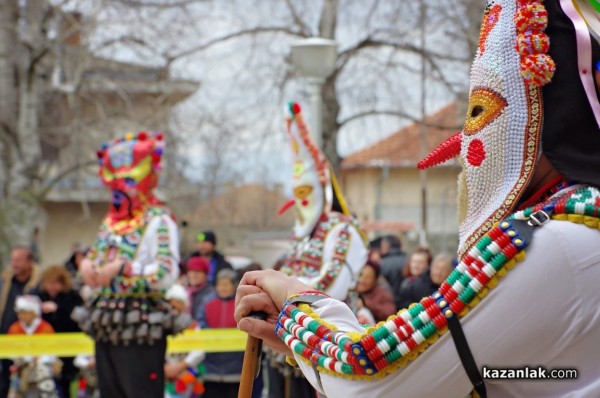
[0,0,199,262]
[0,0,54,258]
[0,0,486,261]
[100,0,484,172]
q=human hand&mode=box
[164,361,187,379]
[96,259,124,287]
[235,270,309,355]
[41,301,57,313]
[238,269,309,308]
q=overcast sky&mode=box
[74,0,474,185]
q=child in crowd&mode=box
[164,284,205,398]
[72,355,98,398]
[199,269,243,398]
[355,261,396,323]
[7,295,61,398]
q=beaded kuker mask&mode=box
[419,0,600,255]
[280,103,350,239]
[96,131,165,219]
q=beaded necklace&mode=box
[276,185,600,380]
[88,206,174,294]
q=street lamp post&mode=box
[290,38,338,148]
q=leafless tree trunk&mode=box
[0,0,51,255]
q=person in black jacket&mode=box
[35,265,83,398]
[188,231,232,286]
[378,235,407,308]
[397,254,454,309]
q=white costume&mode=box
[270,1,600,397]
[278,103,367,301]
[294,217,600,397]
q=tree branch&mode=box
[170,26,304,60]
[284,0,312,37]
[109,0,203,9]
[37,159,97,199]
[337,37,470,72]
[339,109,461,130]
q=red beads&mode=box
[450,300,465,314]
[361,335,376,351]
[292,102,301,114]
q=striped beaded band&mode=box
[276,186,600,380]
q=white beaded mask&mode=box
[419,0,556,255]
[285,103,332,239]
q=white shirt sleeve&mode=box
[292,220,600,398]
[129,215,180,290]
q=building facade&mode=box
[340,103,463,252]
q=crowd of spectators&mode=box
[0,229,455,398]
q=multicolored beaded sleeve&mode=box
[276,186,600,380]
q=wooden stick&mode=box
[238,335,263,398]
[238,312,266,398]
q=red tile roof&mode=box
[341,102,463,169]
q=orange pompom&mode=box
[180,371,195,383]
[193,381,205,394]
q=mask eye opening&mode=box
[471,105,485,118]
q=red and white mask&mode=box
[280,103,333,239]
[96,131,164,221]
[420,0,600,255]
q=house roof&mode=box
[341,102,463,170]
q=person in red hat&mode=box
[185,257,215,324]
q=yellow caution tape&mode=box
[0,329,247,358]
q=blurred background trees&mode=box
[0,0,485,263]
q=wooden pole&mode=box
[237,313,266,398]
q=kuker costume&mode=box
[273,2,600,397]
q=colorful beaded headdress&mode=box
[96,131,165,219]
[280,103,350,239]
[419,0,600,255]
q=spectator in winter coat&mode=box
[0,246,41,398]
[164,284,206,398]
[188,231,233,286]
[199,269,243,398]
[397,253,453,310]
[356,261,396,323]
[378,235,407,308]
[185,257,216,324]
[396,247,432,310]
[63,243,88,290]
[36,265,83,398]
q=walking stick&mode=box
[238,312,267,398]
